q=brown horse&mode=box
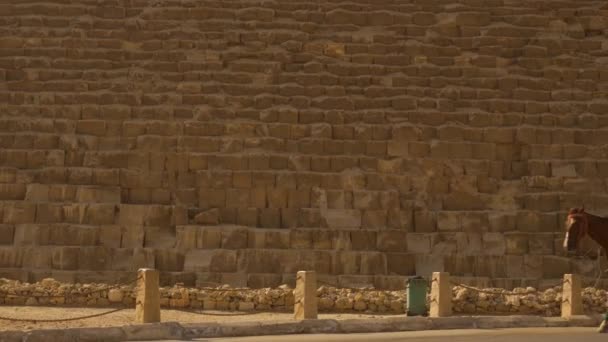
[563,208,608,333]
[563,208,608,255]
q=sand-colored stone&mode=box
[2,275,608,320]
[561,274,582,318]
[135,268,161,323]
[0,0,607,288]
[430,272,452,317]
[294,271,318,320]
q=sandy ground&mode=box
[0,306,398,332]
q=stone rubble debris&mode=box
[1,278,608,315]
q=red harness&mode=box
[567,213,589,240]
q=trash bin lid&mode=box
[407,276,425,283]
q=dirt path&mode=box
[0,306,398,331]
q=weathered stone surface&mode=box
[294,270,317,319]
[0,225,15,245]
[415,254,444,278]
[108,288,124,303]
[194,209,220,225]
[482,233,506,255]
[184,250,237,273]
[0,0,606,287]
[135,268,161,323]
[322,210,361,229]
[561,274,582,318]
[75,186,121,203]
[430,272,451,317]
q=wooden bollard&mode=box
[561,273,582,318]
[294,271,317,320]
[429,272,451,317]
[135,268,161,323]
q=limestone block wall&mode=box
[0,0,608,289]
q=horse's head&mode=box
[563,207,589,254]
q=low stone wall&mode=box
[1,278,607,316]
[453,286,608,316]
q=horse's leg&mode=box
[599,313,608,333]
[597,250,608,333]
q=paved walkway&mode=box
[153,327,602,342]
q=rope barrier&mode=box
[316,280,401,293]
[191,281,256,292]
[324,277,573,297]
[0,308,126,323]
[0,272,600,323]
[196,287,250,292]
[449,278,567,296]
[171,308,263,317]
[450,282,521,296]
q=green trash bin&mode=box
[406,276,428,316]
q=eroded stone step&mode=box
[0,245,588,285]
[0,201,180,226]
